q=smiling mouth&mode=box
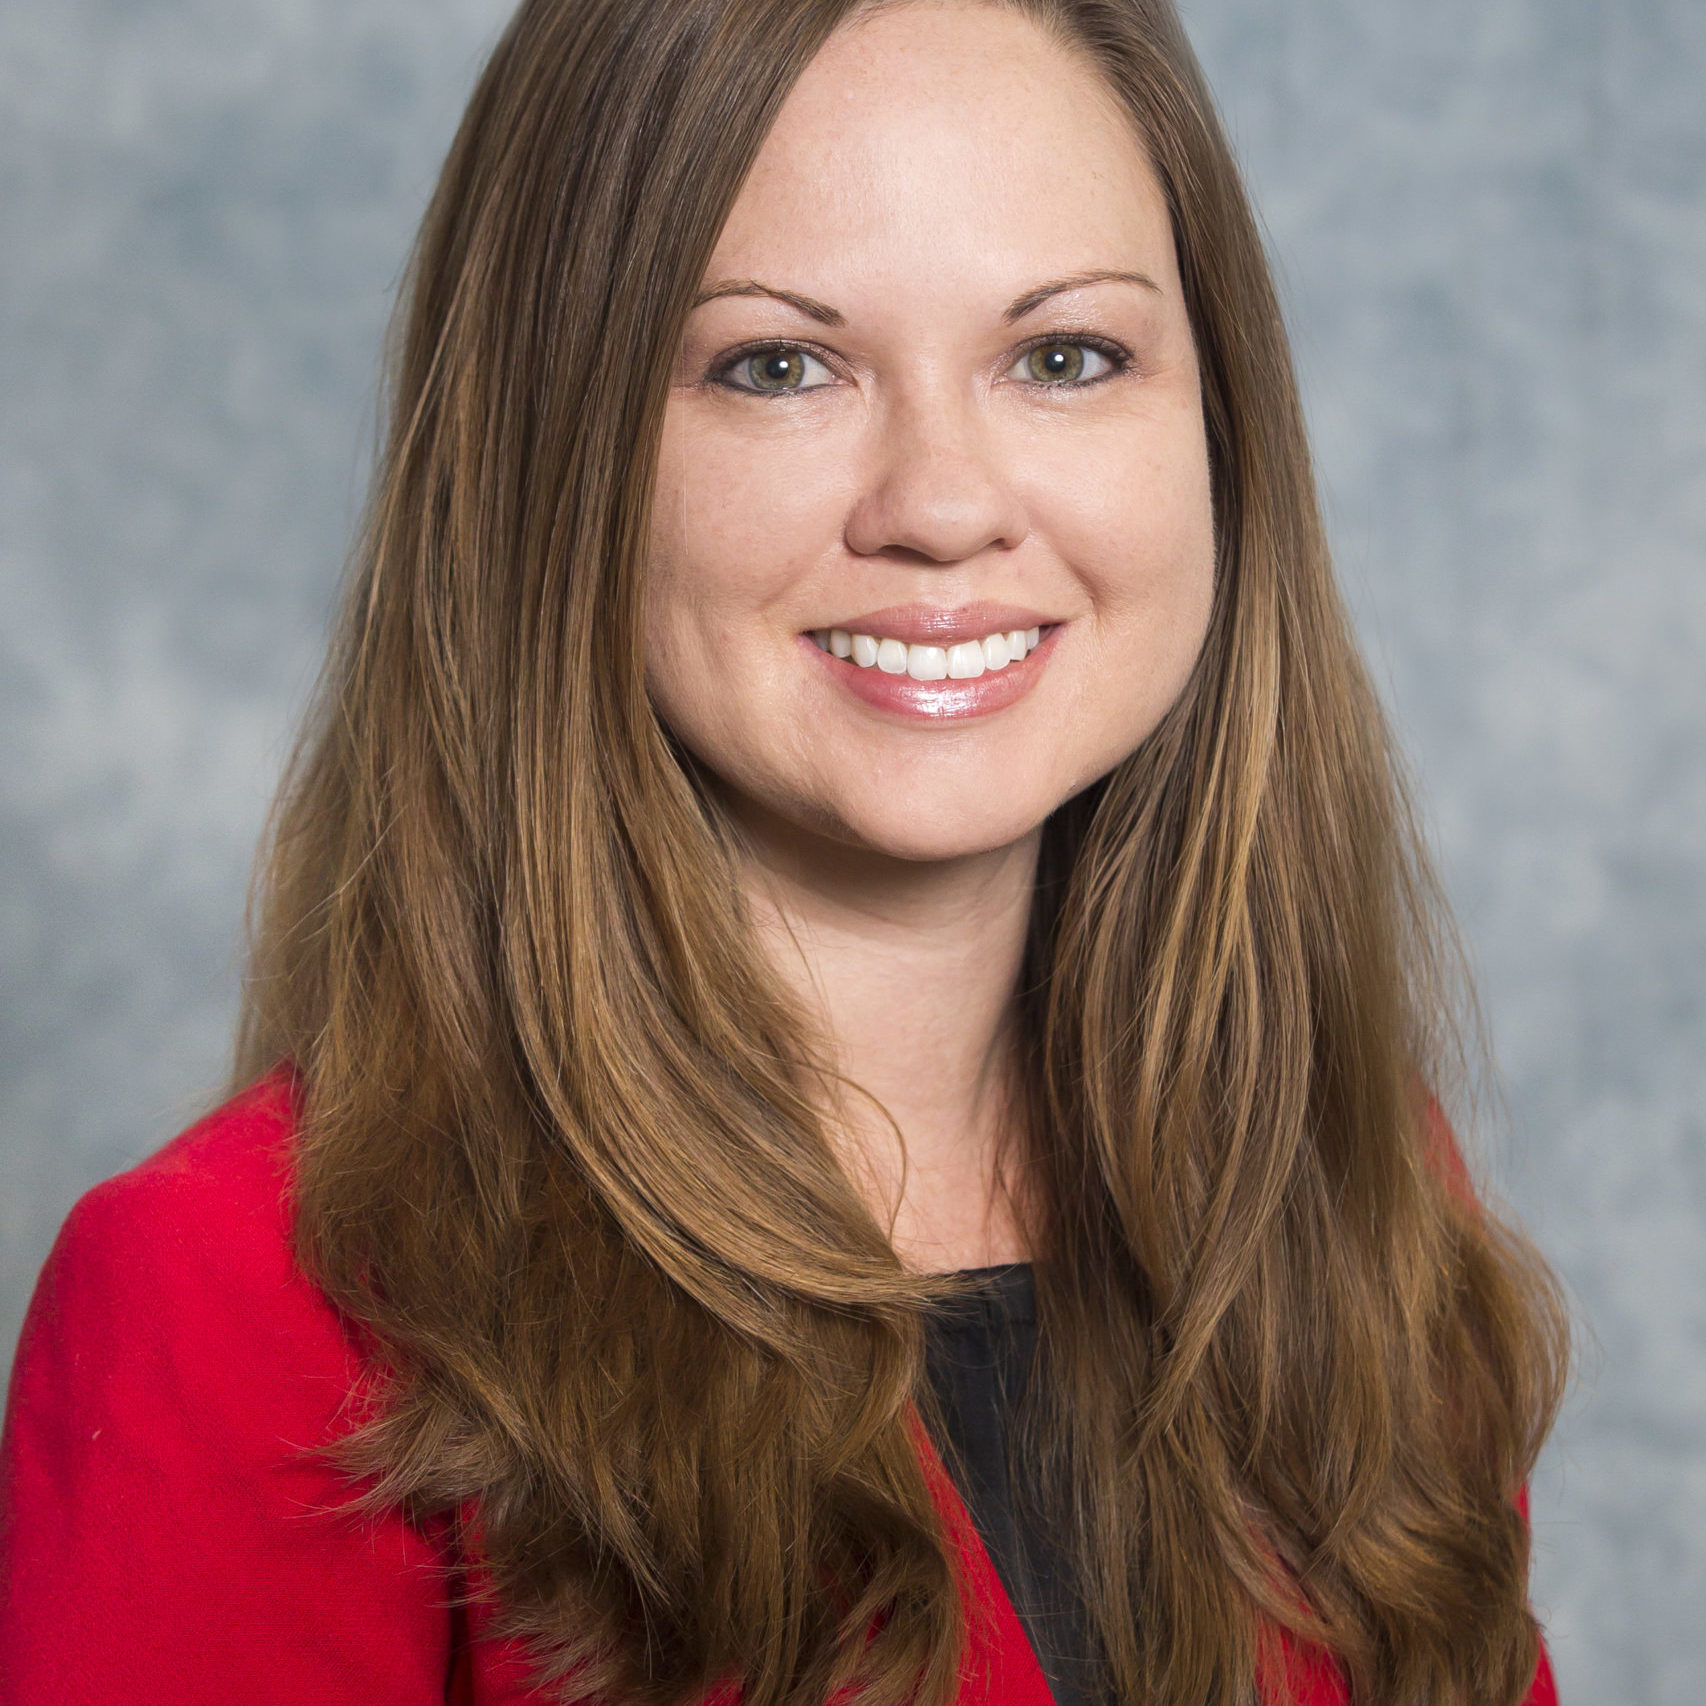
[808,623,1048,681]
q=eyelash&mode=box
[708,332,1134,395]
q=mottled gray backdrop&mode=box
[2,0,1701,1698]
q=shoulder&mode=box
[4,1066,404,1488]
[1415,1087,1479,1211]
[56,1067,304,1277]
[1,1071,463,1700]
[3,1066,370,1496]
[13,1068,374,1411]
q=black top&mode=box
[920,1264,1104,1706]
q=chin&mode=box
[830,803,1051,865]
[705,760,1068,867]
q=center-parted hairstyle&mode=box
[236,1,1568,1702]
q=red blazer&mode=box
[0,1075,1557,1705]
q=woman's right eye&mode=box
[716,346,836,394]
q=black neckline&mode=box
[916,1260,1100,1705]
[921,1262,1037,1330]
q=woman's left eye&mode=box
[718,346,837,394]
[1009,340,1123,386]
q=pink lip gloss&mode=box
[800,624,1059,721]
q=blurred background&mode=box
[1,0,1701,1696]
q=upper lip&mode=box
[807,603,1058,646]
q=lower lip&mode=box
[801,626,1061,721]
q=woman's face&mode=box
[647,0,1216,864]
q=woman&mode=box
[0,0,1569,1702]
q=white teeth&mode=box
[821,625,1047,672]
[946,640,986,679]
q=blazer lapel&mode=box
[910,1408,1060,1706]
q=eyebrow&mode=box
[1002,269,1162,322]
[691,279,845,325]
[690,268,1162,328]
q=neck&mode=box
[731,803,1042,1274]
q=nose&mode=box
[842,392,1030,565]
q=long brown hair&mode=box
[236,1,1568,1702]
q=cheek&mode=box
[648,414,845,645]
[1029,404,1216,731]
[643,408,841,745]
[1116,425,1217,645]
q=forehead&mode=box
[708,1,1177,300]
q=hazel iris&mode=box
[746,351,808,390]
[1026,343,1086,383]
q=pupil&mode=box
[1032,343,1083,382]
[757,352,800,387]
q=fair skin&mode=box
[647,0,1216,1270]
